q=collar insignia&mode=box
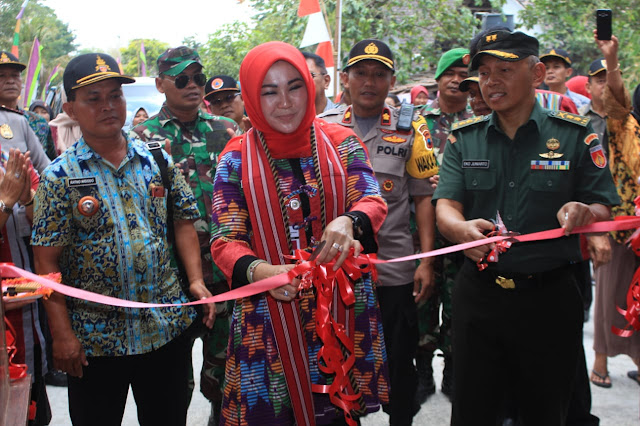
[381,107,391,126]
[342,106,352,124]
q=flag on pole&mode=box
[42,64,59,100]
[316,41,335,97]
[12,0,30,57]
[140,42,147,77]
[298,0,320,17]
[300,12,331,47]
[23,37,42,109]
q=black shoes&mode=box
[44,370,68,387]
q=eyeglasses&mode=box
[165,73,207,89]
[209,92,240,107]
[310,72,327,78]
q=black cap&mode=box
[459,76,479,92]
[344,39,394,71]
[204,75,239,100]
[63,53,135,99]
[157,46,202,76]
[470,30,539,71]
[540,48,572,66]
[589,58,607,76]
[0,51,26,71]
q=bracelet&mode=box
[247,259,267,283]
[607,63,621,73]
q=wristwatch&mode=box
[342,211,363,239]
[0,199,13,215]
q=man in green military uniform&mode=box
[320,39,437,425]
[131,46,237,426]
[433,29,618,425]
[416,47,474,402]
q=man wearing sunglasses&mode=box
[204,75,248,133]
[131,46,237,426]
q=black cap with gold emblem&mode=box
[540,48,572,67]
[344,39,394,72]
[63,53,135,99]
[470,30,539,71]
[588,58,607,76]
[0,51,26,71]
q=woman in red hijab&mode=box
[210,42,389,425]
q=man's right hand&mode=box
[458,218,496,263]
[53,332,88,378]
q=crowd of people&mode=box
[2,22,640,426]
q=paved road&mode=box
[46,298,639,425]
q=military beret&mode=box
[0,51,26,71]
[205,75,239,100]
[435,48,470,80]
[157,46,202,76]
[459,76,479,93]
[588,58,607,76]
[470,30,539,71]
[63,53,135,99]
[540,48,572,67]
[344,39,394,71]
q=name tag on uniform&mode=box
[68,177,97,187]
[462,160,490,169]
[530,160,570,170]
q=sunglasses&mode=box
[209,92,241,107]
[166,73,207,89]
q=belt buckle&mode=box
[496,276,515,289]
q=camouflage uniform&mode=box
[418,99,472,362]
[131,103,237,404]
[22,109,56,160]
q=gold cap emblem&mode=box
[0,53,8,63]
[95,55,111,73]
[485,34,497,43]
[364,43,379,55]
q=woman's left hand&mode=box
[315,216,362,270]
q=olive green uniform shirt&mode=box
[433,102,619,275]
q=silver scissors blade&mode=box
[308,240,326,261]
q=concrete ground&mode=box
[46,300,640,425]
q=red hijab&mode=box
[410,85,429,104]
[239,41,316,158]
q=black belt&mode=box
[482,264,572,290]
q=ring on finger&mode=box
[332,242,343,252]
[284,290,289,297]
[14,172,20,179]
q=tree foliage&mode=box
[0,0,76,93]
[519,0,640,89]
[120,39,169,77]
[197,0,485,83]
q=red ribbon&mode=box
[290,248,374,425]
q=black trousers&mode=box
[451,261,583,426]
[377,283,419,426]
[67,330,192,426]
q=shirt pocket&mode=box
[528,170,571,193]
[464,169,496,191]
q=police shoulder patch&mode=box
[451,115,490,131]
[548,110,591,127]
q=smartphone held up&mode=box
[596,9,612,40]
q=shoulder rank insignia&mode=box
[382,135,406,143]
[451,115,490,131]
[381,107,391,126]
[341,106,352,125]
[548,110,590,127]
